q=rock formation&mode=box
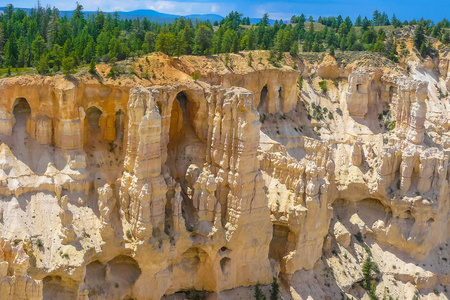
[0,239,42,300]
[0,48,449,299]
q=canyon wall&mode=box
[0,49,449,299]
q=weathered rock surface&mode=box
[0,49,449,299]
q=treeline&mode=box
[0,3,449,75]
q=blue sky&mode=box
[4,0,449,21]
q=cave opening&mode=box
[269,224,293,265]
[167,91,206,232]
[115,109,126,141]
[277,87,283,101]
[86,107,102,130]
[389,86,395,102]
[12,98,31,132]
[43,275,78,300]
[84,256,141,299]
[84,106,109,174]
[85,106,103,145]
[177,247,216,290]
[258,85,269,112]
[167,91,197,180]
[164,190,174,236]
[113,109,127,159]
[220,257,231,274]
[356,84,362,93]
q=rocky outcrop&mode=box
[0,239,42,300]
[259,138,333,273]
[346,70,373,117]
[394,79,428,144]
[0,50,449,300]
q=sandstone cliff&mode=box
[0,45,449,300]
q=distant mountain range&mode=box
[0,7,279,24]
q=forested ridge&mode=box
[0,3,449,76]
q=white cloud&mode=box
[50,0,224,15]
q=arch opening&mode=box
[84,106,124,175]
[258,85,269,112]
[167,91,198,180]
[43,275,78,300]
[12,98,31,132]
[269,224,294,265]
[84,255,141,299]
[166,91,207,233]
[220,257,231,274]
[86,106,102,130]
[356,84,362,92]
[175,247,216,290]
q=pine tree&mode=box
[193,24,213,55]
[145,31,156,53]
[37,54,49,75]
[89,59,96,75]
[391,14,401,28]
[443,31,450,44]
[355,15,362,27]
[329,45,335,56]
[17,36,29,67]
[221,29,237,53]
[240,35,250,50]
[290,41,299,57]
[0,27,4,52]
[270,277,279,300]
[312,41,320,52]
[340,36,347,51]
[4,34,18,68]
[31,34,46,65]
[254,283,265,300]
[260,13,269,26]
[96,31,110,58]
[414,23,426,51]
[420,43,426,57]
[388,40,399,62]
[83,39,96,63]
[155,30,174,55]
[62,56,75,75]
[362,256,378,290]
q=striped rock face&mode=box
[0,50,449,300]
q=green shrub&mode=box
[355,231,363,243]
[89,59,96,75]
[298,75,304,90]
[270,277,279,300]
[254,283,265,300]
[186,288,206,300]
[329,45,335,56]
[260,113,267,124]
[361,255,379,300]
[318,80,327,93]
